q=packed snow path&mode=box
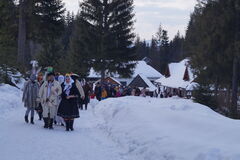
[0,85,127,160]
[1,85,240,160]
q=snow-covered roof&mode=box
[88,61,163,79]
[186,82,199,91]
[155,59,194,89]
[94,77,121,85]
[133,61,162,78]
[138,74,157,91]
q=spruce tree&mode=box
[78,0,136,79]
[0,0,18,83]
[34,0,65,68]
[0,0,18,65]
[159,30,170,74]
[67,14,94,77]
[62,11,75,52]
[169,31,185,62]
[185,0,240,117]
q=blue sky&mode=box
[62,0,196,40]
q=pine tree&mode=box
[62,11,75,51]
[0,0,18,65]
[33,0,65,42]
[169,31,185,62]
[155,24,163,47]
[185,0,240,117]
[79,0,136,79]
[159,30,170,74]
[134,36,150,59]
[134,35,143,59]
[0,0,18,83]
[149,36,160,70]
[33,0,65,68]
[67,14,94,77]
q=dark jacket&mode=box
[83,84,91,104]
[57,83,80,119]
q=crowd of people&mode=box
[22,72,90,131]
[93,83,149,100]
[22,71,156,132]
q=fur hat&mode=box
[47,72,55,77]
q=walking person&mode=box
[58,75,80,131]
[82,82,92,110]
[94,83,102,101]
[22,74,39,124]
[39,72,62,129]
[71,74,85,109]
[101,87,108,100]
[71,74,85,99]
[115,86,121,97]
[36,73,44,121]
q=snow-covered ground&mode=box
[0,84,23,119]
[95,97,240,160]
[1,85,240,160]
[0,85,127,160]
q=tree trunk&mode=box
[227,85,231,112]
[231,59,239,118]
[17,0,27,65]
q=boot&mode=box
[80,105,83,110]
[43,118,48,128]
[38,112,42,121]
[69,120,74,131]
[49,119,54,129]
[24,116,29,123]
[65,120,69,131]
[30,117,34,124]
[85,105,88,110]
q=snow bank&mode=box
[94,96,240,160]
[0,84,22,119]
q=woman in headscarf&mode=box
[57,74,80,131]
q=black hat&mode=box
[71,73,79,80]
[47,72,55,77]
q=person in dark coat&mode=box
[94,83,102,101]
[82,82,92,110]
[57,75,80,131]
[71,74,85,110]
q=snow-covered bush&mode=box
[0,66,25,88]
